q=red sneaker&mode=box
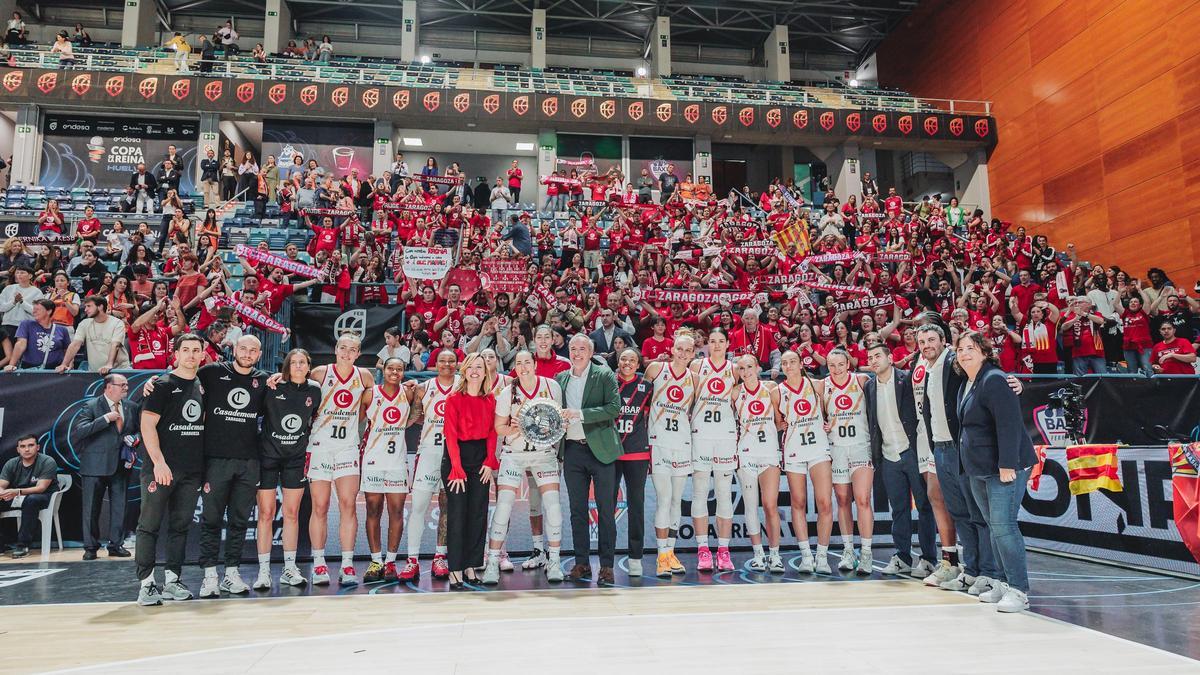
[383,561,399,582]
[398,558,420,582]
[431,554,450,580]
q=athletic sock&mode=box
[752,544,765,559]
[768,546,780,558]
[666,536,676,549]
[370,551,382,563]
[532,535,545,551]
[548,546,560,560]
[798,541,812,557]
[861,538,872,555]
[140,575,155,588]
[258,553,271,565]
[657,538,668,555]
[385,551,398,564]
[842,536,855,552]
[312,549,326,568]
[341,552,354,568]
[435,545,447,557]
[717,538,730,548]
[942,546,959,566]
[816,544,829,560]
[696,534,709,548]
[861,539,872,565]
[164,570,180,584]
[283,551,297,568]
[204,566,218,580]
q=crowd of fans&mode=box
[1,140,1197,380]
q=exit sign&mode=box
[267,10,277,16]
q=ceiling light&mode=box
[849,78,859,87]
[636,66,647,77]
[402,137,422,146]
[419,55,431,64]
[515,142,534,151]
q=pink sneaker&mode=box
[716,547,734,572]
[696,546,713,572]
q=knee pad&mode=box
[714,473,734,520]
[488,490,516,543]
[690,473,711,519]
[541,491,563,543]
[527,476,543,517]
[652,474,674,529]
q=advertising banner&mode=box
[262,119,372,182]
[38,114,198,191]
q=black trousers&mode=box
[81,471,129,551]
[1,493,51,546]
[135,468,202,581]
[221,176,237,200]
[613,459,649,560]
[441,440,489,571]
[198,457,260,569]
[565,440,617,567]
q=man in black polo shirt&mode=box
[136,333,206,606]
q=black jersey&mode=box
[617,375,652,456]
[142,372,205,474]
[260,380,322,459]
[198,363,269,459]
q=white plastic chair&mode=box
[0,474,72,561]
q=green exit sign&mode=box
[15,124,32,134]
[127,1,137,6]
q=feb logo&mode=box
[541,96,558,116]
[299,84,318,106]
[171,78,190,100]
[819,111,835,131]
[453,92,469,113]
[571,98,587,118]
[138,77,158,99]
[898,115,913,135]
[333,390,354,409]
[423,91,440,111]
[2,70,22,92]
[333,309,366,342]
[666,385,684,404]
[711,105,728,125]
[599,99,615,119]
[71,73,91,96]
[36,72,58,94]
[974,119,990,137]
[872,114,887,133]
[949,117,964,136]
[706,377,725,395]
[845,112,861,133]
[383,406,403,425]
[835,394,853,411]
[362,88,380,109]
[434,400,447,418]
[268,83,286,105]
[236,81,255,103]
[747,399,766,416]
[656,102,672,122]
[738,107,754,127]
[793,109,809,129]
[794,397,812,417]
[923,116,939,135]
[392,89,410,110]
[1033,404,1089,447]
[628,101,644,121]
[204,80,223,101]
[766,108,781,128]
[483,94,500,114]
[330,86,349,108]
[105,75,124,97]
[512,95,529,115]
[683,103,700,124]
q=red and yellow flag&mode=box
[1065,444,1123,496]
[1028,445,1048,490]
[771,218,811,257]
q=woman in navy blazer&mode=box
[954,330,1037,614]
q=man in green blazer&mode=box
[555,334,622,584]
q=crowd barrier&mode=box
[1,370,1197,576]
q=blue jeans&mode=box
[933,441,999,579]
[968,468,1032,592]
[880,448,937,565]
[1072,355,1106,375]
[1124,349,1151,376]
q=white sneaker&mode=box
[910,558,935,579]
[481,557,501,585]
[748,555,768,572]
[522,548,548,570]
[968,575,995,597]
[280,567,307,587]
[200,575,220,598]
[162,580,193,601]
[220,569,250,594]
[253,568,272,591]
[499,550,514,572]
[137,583,163,606]
[767,553,785,574]
[882,555,912,576]
[979,581,1009,604]
[939,572,975,592]
[797,554,815,574]
[546,560,565,582]
[815,556,832,574]
[997,586,1029,613]
[838,548,857,571]
[856,553,874,576]
[627,559,643,577]
[311,564,331,586]
[924,561,960,587]
[338,566,359,587]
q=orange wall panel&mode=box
[877,0,1200,286]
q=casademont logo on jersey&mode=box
[433,400,447,419]
[666,385,685,404]
[1033,404,1089,448]
[747,399,766,416]
[794,398,812,416]
[333,390,354,409]
[383,406,404,425]
[706,377,725,395]
[835,394,853,411]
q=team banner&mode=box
[479,257,527,293]
[760,273,818,286]
[19,234,75,245]
[290,302,404,367]
[234,244,323,279]
[804,281,871,296]
[834,295,894,313]
[872,252,912,263]
[568,200,607,209]
[401,246,452,280]
[213,296,288,334]
[806,252,859,265]
[302,207,356,218]
[421,174,464,186]
[640,289,755,305]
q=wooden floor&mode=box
[6,581,1195,674]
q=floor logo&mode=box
[0,568,66,588]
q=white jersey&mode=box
[690,357,737,439]
[736,382,779,458]
[362,385,410,456]
[911,360,931,448]
[648,364,695,450]
[495,376,563,454]
[823,374,869,447]
[778,377,830,454]
[309,365,368,449]
[418,376,459,451]
[491,373,512,397]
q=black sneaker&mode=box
[11,544,29,558]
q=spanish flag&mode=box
[771,218,811,256]
[1066,444,1123,496]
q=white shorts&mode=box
[410,445,444,493]
[692,435,737,474]
[830,444,872,485]
[783,443,831,475]
[306,443,360,482]
[737,454,780,478]
[652,444,693,476]
[916,441,935,474]
[497,451,560,489]
[361,446,410,494]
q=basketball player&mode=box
[732,354,783,572]
[777,350,833,574]
[254,348,321,590]
[482,347,515,572]
[822,348,875,575]
[517,326,571,570]
[485,350,565,584]
[688,328,739,572]
[615,348,652,577]
[399,349,459,582]
[136,334,206,606]
[360,357,415,583]
[645,333,698,578]
[306,334,373,586]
